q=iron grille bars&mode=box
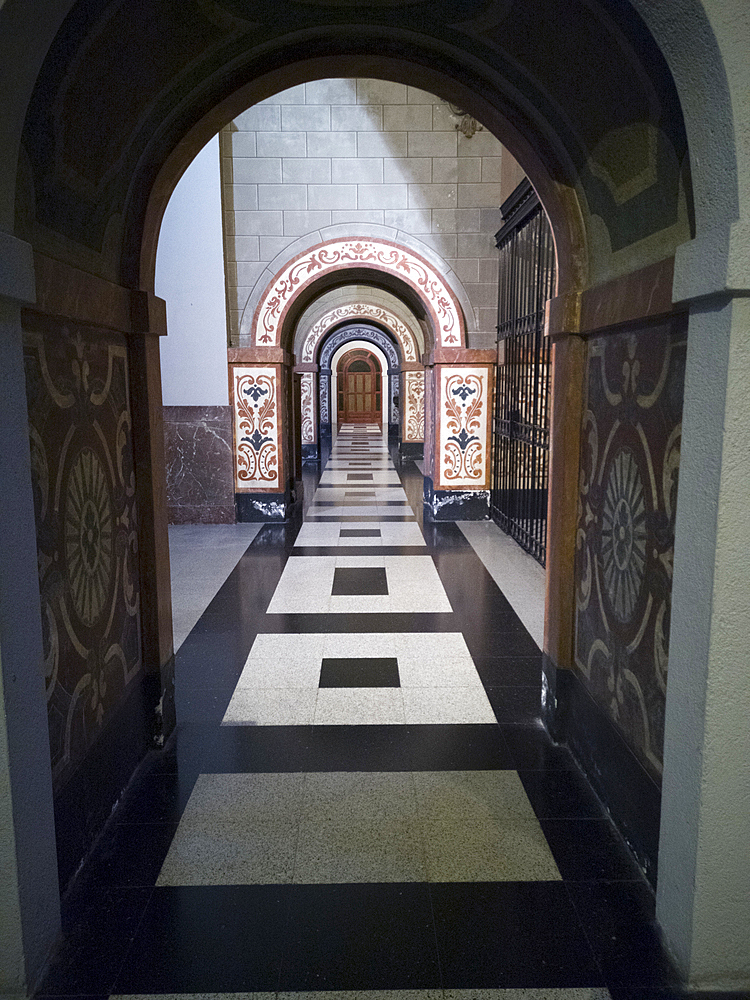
[491,180,555,566]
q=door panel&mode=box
[338,350,382,425]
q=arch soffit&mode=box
[301,305,419,365]
[320,324,400,372]
[247,236,466,351]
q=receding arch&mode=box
[301,303,419,364]
[249,237,466,351]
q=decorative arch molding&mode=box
[301,304,419,363]
[319,324,400,372]
[318,326,403,431]
[252,238,465,350]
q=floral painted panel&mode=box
[403,371,425,443]
[437,366,491,489]
[233,366,281,490]
[300,373,316,445]
[574,316,687,781]
[23,323,142,792]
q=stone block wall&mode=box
[220,78,505,350]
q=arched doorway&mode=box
[337,349,382,428]
[4,3,749,990]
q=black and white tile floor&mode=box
[38,426,683,1000]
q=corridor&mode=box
[37,430,677,999]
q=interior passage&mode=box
[38,429,678,999]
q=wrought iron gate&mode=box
[491,179,556,566]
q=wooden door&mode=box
[337,350,382,426]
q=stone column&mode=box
[318,365,332,451]
[422,348,495,520]
[0,232,60,997]
[228,347,294,520]
[656,226,750,991]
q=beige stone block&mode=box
[383,157,431,184]
[224,261,238,286]
[283,210,332,235]
[408,131,457,158]
[480,207,503,233]
[458,157,482,183]
[308,184,357,210]
[234,104,280,131]
[407,85,436,104]
[260,235,297,260]
[358,131,407,158]
[256,132,306,158]
[457,232,495,257]
[448,258,480,284]
[481,156,504,182]
[465,282,499,308]
[229,184,258,211]
[358,183,408,210]
[458,182,504,208]
[479,257,499,283]
[221,154,233,184]
[458,130,504,156]
[357,79,408,105]
[282,158,331,184]
[384,209,432,233]
[432,103,457,131]
[228,235,260,261]
[282,104,329,131]
[236,261,266,287]
[431,208,481,233]
[233,158,282,184]
[478,307,499,333]
[258,184,307,211]
[305,78,356,105]
[223,210,235,235]
[229,285,252,310]
[331,104,383,131]
[233,210,283,236]
[431,158,458,184]
[330,209,385,226]
[263,83,306,104]
[332,158,383,184]
[417,231,457,258]
[383,104,432,131]
[227,132,257,157]
[308,131,356,158]
[408,183,457,209]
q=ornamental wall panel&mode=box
[232,366,282,491]
[254,238,464,349]
[403,371,425,443]
[300,372,316,445]
[436,366,491,489]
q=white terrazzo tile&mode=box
[266,557,336,613]
[402,685,497,724]
[223,687,317,725]
[395,632,480,686]
[233,633,326,687]
[314,687,406,725]
[321,632,398,657]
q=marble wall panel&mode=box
[22,321,143,794]
[573,314,687,782]
[163,406,234,523]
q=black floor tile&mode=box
[340,528,382,537]
[519,766,606,818]
[291,545,427,556]
[347,473,374,480]
[473,654,543,685]
[430,881,604,988]
[332,566,389,595]
[37,887,152,995]
[319,656,400,687]
[114,769,197,824]
[175,685,233,722]
[540,818,646,880]
[261,611,458,633]
[113,885,288,993]
[567,880,679,989]
[486,685,542,724]
[279,883,440,991]
[73,820,178,889]
[499,723,577,770]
